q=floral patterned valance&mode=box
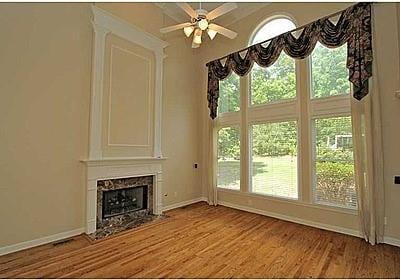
[206,3,372,119]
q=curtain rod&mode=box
[206,2,365,66]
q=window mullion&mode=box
[241,75,250,193]
[298,58,312,203]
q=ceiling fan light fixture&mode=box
[198,18,209,31]
[159,2,238,48]
[183,26,194,37]
[193,29,202,44]
[192,41,200,48]
[207,29,217,40]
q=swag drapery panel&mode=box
[206,2,372,119]
[205,2,385,245]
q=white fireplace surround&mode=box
[83,159,164,234]
[81,6,169,234]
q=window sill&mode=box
[217,188,358,216]
[217,186,240,192]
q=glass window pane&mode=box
[217,127,240,190]
[250,53,296,105]
[251,121,298,199]
[313,116,357,209]
[252,18,296,45]
[218,74,240,114]
[311,43,350,98]
[250,18,297,106]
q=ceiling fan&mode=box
[160,3,238,48]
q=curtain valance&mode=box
[206,3,372,119]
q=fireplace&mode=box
[89,175,158,240]
[102,185,148,219]
[82,158,164,238]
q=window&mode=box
[217,127,240,190]
[214,15,357,210]
[250,18,296,105]
[250,121,298,198]
[313,117,356,208]
[310,43,356,209]
[219,73,240,114]
[311,43,350,98]
[247,17,299,200]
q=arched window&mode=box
[215,14,356,209]
[250,18,297,105]
[247,17,299,199]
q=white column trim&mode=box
[153,52,165,157]
[89,24,110,159]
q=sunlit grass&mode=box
[217,156,297,198]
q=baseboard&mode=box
[218,200,362,238]
[0,228,84,257]
[162,197,208,212]
[0,198,208,256]
[383,236,400,247]
[1,199,398,257]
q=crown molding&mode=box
[92,5,169,52]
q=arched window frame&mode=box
[248,13,298,46]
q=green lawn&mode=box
[217,155,298,198]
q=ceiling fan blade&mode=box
[208,23,237,39]
[160,22,192,34]
[206,3,238,21]
[176,3,198,19]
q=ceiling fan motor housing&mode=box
[195,9,208,20]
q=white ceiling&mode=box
[155,2,270,27]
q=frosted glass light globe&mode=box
[198,19,209,31]
[183,26,194,37]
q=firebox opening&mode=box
[102,185,148,219]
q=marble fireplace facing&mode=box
[93,175,156,239]
[82,159,164,240]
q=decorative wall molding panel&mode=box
[90,5,168,159]
[107,45,153,148]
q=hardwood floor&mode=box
[1,202,400,278]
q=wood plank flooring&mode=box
[1,202,400,278]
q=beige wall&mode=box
[0,3,92,247]
[0,3,202,248]
[0,2,398,249]
[199,3,400,240]
[375,3,400,240]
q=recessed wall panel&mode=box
[108,46,151,147]
[102,34,155,157]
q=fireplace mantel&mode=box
[81,157,167,167]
